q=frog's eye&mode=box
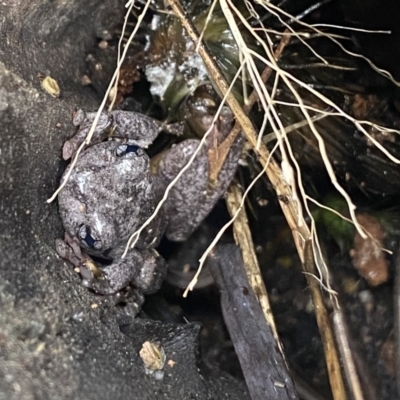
[115,144,140,157]
[78,224,102,250]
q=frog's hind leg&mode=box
[160,134,244,242]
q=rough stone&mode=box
[0,1,248,399]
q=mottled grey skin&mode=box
[58,110,243,296]
[63,109,182,160]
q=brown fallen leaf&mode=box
[350,213,388,286]
[139,341,166,371]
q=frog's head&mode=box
[59,141,154,257]
[58,195,119,258]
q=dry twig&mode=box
[226,183,281,346]
[303,242,347,400]
[331,308,364,400]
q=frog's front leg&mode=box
[85,249,167,296]
[62,109,164,160]
[159,133,244,242]
[111,111,183,145]
[63,110,113,159]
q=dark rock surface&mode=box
[0,1,248,399]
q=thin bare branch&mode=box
[226,182,282,346]
[303,241,348,400]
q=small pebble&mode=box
[98,40,108,50]
[80,75,92,86]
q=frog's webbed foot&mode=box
[56,237,146,315]
[85,249,167,296]
[55,233,104,281]
[62,109,113,160]
[56,238,82,268]
[56,232,87,266]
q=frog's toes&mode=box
[72,109,87,126]
[55,238,84,268]
[62,140,77,160]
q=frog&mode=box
[56,108,243,300]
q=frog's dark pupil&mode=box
[116,144,139,157]
[84,232,96,248]
[79,225,98,248]
[126,144,139,154]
